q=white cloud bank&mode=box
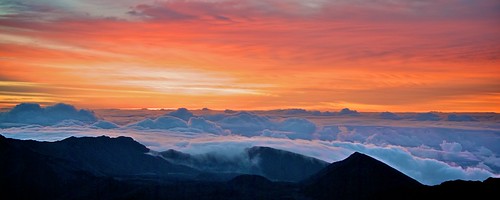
[1,125,498,185]
[0,103,97,127]
[0,103,499,185]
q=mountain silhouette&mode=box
[1,135,498,199]
[422,177,499,198]
[303,152,424,200]
[0,135,198,181]
[228,174,273,188]
[160,146,328,182]
[246,146,329,182]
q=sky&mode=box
[0,0,499,112]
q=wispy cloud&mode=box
[0,0,499,111]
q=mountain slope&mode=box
[160,146,329,182]
[2,135,497,200]
[0,135,105,199]
[421,177,499,198]
[1,135,198,179]
[247,146,329,182]
[303,152,424,200]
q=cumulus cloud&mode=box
[415,112,441,121]
[0,103,97,126]
[92,120,120,129]
[335,126,367,142]
[213,113,318,139]
[338,108,359,116]
[440,140,463,153]
[317,126,340,141]
[51,120,87,127]
[447,114,476,122]
[278,108,310,115]
[379,111,402,120]
[188,117,229,135]
[224,109,237,114]
[167,108,194,121]
[270,108,335,116]
[201,113,228,121]
[327,125,499,153]
[260,129,289,139]
[217,112,274,136]
[128,116,188,129]
[276,117,316,139]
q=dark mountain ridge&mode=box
[1,135,198,179]
[160,146,329,182]
[303,152,424,200]
[1,135,498,200]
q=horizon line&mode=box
[0,102,498,114]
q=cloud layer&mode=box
[0,103,97,127]
[1,103,498,185]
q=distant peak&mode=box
[339,152,390,167]
[303,151,422,199]
[246,146,289,156]
[350,151,368,158]
[63,135,134,141]
[345,151,377,161]
[63,135,111,141]
[247,146,271,150]
[58,135,148,152]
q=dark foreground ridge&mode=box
[0,135,498,199]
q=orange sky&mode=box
[1,0,499,112]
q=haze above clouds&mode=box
[1,103,499,185]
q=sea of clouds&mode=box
[1,103,499,185]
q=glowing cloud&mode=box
[0,0,498,111]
